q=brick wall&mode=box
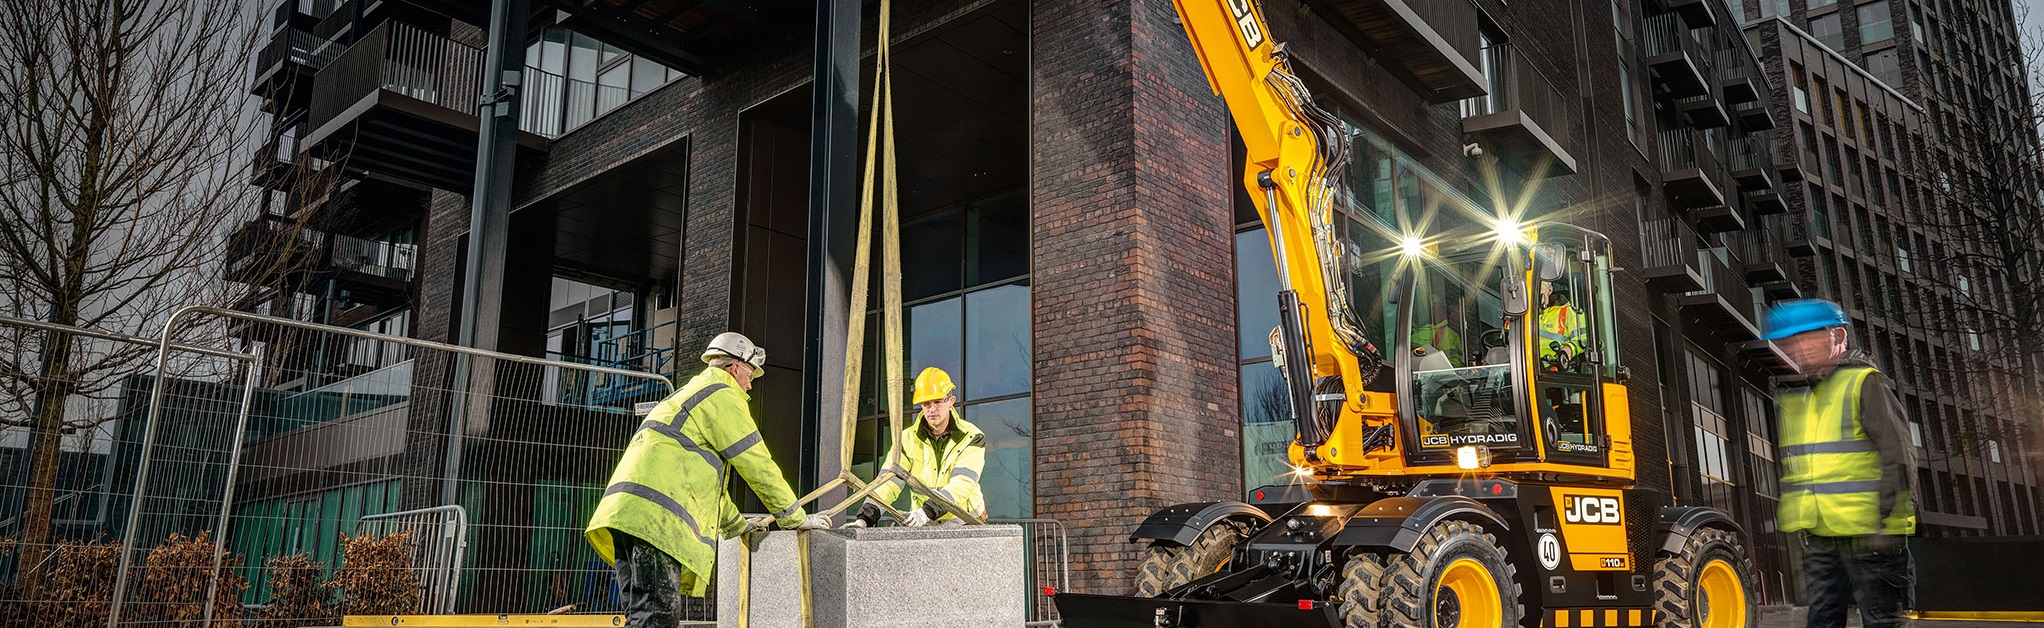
[1030,0,1243,593]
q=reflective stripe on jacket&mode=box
[1777,366,1916,537]
[875,410,987,520]
[585,366,805,595]
[1538,304,1587,359]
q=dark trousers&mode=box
[614,531,684,628]
[1802,532,1913,628]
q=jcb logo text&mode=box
[1563,496,1622,524]
[1226,0,1265,49]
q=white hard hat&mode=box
[702,332,766,378]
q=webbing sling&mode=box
[734,530,813,628]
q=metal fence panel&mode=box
[49,308,680,627]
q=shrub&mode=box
[261,552,336,627]
[331,531,419,616]
[35,538,124,628]
[132,531,247,628]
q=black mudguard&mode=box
[1053,592,1340,628]
[1655,506,1742,554]
[1331,494,1511,552]
[1128,501,1273,546]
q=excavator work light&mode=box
[1456,445,1494,470]
[1398,234,1427,258]
[1493,218,1526,246]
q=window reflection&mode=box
[964,398,1033,520]
[966,283,1031,399]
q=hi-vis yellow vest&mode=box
[585,367,805,595]
[875,410,988,520]
[1777,366,1916,537]
[1538,304,1587,359]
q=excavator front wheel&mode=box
[1378,520,1524,628]
[1336,551,1388,628]
[1654,527,1758,628]
[1131,519,1247,597]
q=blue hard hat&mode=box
[1761,299,1848,340]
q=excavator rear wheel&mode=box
[1131,520,1247,597]
[1336,550,1388,628]
[1378,520,1523,628]
[1654,527,1757,628]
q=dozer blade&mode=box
[1052,593,1339,628]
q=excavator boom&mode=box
[1170,0,1382,461]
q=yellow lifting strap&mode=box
[786,0,981,525]
[734,530,814,628]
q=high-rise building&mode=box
[1733,0,2044,540]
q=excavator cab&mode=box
[1382,224,1631,479]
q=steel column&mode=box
[800,0,863,494]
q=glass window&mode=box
[1240,365,1293,487]
[1808,0,1836,7]
[910,297,964,381]
[965,283,1030,400]
[902,211,965,301]
[597,62,629,115]
[963,398,1032,518]
[1812,14,1844,51]
[967,190,1029,285]
[1236,229,1280,360]
[1408,251,1519,451]
[1867,50,1901,87]
[1760,0,1791,17]
[1859,2,1894,44]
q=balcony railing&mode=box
[1660,126,1728,210]
[1733,229,1791,284]
[1461,43,1578,176]
[1641,215,1705,293]
[519,65,632,140]
[1644,12,1710,98]
[257,25,345,79]
[310,21,483,132]
[1682,246,1762,339]
[224,214,416,286]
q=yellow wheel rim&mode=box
[1696,559,1748,628]
[1436,557,1503,628]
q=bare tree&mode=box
[0,0,336,592]
[1884,11,2044,466]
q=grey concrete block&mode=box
[717,525,1026,628]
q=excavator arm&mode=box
[1171,0,1385,461]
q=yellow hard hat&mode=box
[911,367,956,404]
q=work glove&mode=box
[743,515,774,533]
[841,501,882,528]
[902,507,931,527]
[795,513,833,530]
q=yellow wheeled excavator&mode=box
[1051,1,1758,627]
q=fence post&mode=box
[200,347,265,627]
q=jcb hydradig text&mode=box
[1052,1,1758,627]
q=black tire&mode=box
[1379,520,1524,628]
[1336,551,1388,628]
[1654,527,1759,628]
[1131,520,1247,597]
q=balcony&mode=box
[544,0,805,77]
[1734,230,1791,284]
[302,21,546,191]
[1641,215,1705,293]
[1645,13,1710,99]
[1660,127,1728,210]
[1306,0,1487,103]
[1461,44,1578,177]
[1730,134,1779,194]
[1733,99,1777,130]
[1678,248,1762,340]
[1661,0,1719,29]
[1695,203,1746,233]
[1679,93,1730,128]
[252,24,345,115]
[224,214,416,305]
